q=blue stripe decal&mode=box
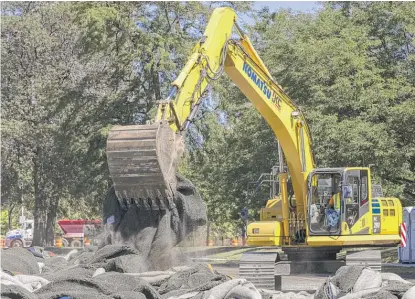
[372,208,381,214]
[372,200,380,208]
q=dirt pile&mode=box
[1,246,261,299]
[102,173,207,271]
[2,247,415,299]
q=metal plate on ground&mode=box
[239,252,278,289]
[346,250,382,271]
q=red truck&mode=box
[57,219,101,247]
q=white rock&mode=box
[224,282,262,299]
[352,268,382,293]
[0,272,33,291]
[38,262,45,273]
[341,287,381,299]
[402,286,415,299]
[64,249,79,261]
[92,267,106,277]
[168,291,200,299]
[205,279,261,299]
[381,272,412,284]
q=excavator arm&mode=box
[106,7,315,236]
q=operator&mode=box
[328,191,341,210]
[327,188,341,229]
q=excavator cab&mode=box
[306,167,402,246]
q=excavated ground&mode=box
[0,246,261,299]
[1,246,415,299]
[3,174,414,298]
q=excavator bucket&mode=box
[106,121,184,202]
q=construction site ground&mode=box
[46,244,415,290]
[187,246,415,291]
[2,245,415,299]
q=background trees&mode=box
[1,1,414,241]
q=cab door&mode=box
[307,170,342,235]
[342,169,371,235]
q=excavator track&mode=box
[106,121,184,202]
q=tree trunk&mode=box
[45,197,59,246]
[32,148,48,246]
[8,204,15,231]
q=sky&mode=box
[238,1,320,26]
[254,1,320,12]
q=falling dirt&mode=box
[101,173,207,271]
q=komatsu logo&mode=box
[242,62,272,99]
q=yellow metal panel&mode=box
[348,212,372,235]
[260,198,282,221]
[379,197,401,235]
[266,198,280,208]
[247,221,282,246]
[307,234,400,247]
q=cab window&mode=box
[360,170,368,206]
[308,172,341,234]
[346,176,359,204]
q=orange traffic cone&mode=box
[231,239,238,246]
[0,238,5,248]
[208,240,214,247]
[55,237,63,248]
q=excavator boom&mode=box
[107,7,314,216]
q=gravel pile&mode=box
[1,246,261,299]
[1,247,41,275]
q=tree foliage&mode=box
[253,2,414,204]
[1,1,251,244]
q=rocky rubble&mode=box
[1,246,260,299]
[1,246,414,299]
[313,266,414,299]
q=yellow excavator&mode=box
[106,7,403,286]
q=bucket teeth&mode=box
[149,199,160,211]
[158,198,167,210]
[141,199,151,210]
[116,196,173,212]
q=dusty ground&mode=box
[213,264,415,291]
[213,265,327,291]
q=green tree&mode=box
[1,1,252,245]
